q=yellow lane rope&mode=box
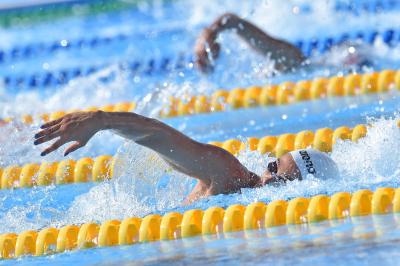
[0,121,390,190]
[0,187,398,258]
[3,69,400,123]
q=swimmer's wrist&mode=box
[94,110,111,130]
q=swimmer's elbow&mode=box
[214,13,240,30]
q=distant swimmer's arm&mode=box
[195,12,305,72]
[34,111,256,191]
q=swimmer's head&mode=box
[261,148,339,185]
[290,148,339,180]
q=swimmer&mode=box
[34,111,339,203]
[195,13,371,72]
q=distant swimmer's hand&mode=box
[34,111,103,156]
[194,28,220,73]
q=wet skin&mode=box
[34,111,301,203]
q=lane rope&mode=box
[0,121,393,190]
[4,69,399,123]
[0,186,398,258]
[1,27,399,89]
[335,0,400,15]
[2,23,398,65]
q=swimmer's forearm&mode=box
[210,13,304,68]
[99,111,163,141]
[100,111,202,164]
[99,111,212,155]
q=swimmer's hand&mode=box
[34,111,103,156]
[194,27,220,73]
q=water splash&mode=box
[183,0,400,40]
[0,116,399,233]
[332,116,400,186]
[2,0,400,121]
[203,116,400,207]
[63,141,194,225]
[1,0,400,236]
[0,65,134,118]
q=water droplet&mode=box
[42,63,50,70]
[133,76,141,83]
[60,40,68,47]
[348,46,356,54]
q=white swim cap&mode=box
[289,148,339,180]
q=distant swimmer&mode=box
[34,111,339,203]
[195,13,371,73]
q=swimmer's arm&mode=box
[196,13,305,71]
[101,111,254,189]
[34,111,256,190]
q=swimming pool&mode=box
[1,0,400,265]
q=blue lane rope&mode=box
[294,28,399,57]
[0,27,185,65]
[0,0,397,65]
[335,0,400,15]
[1,54,189,89]
[1,27,399,89]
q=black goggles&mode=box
[267,159,290,184]
[267,159,278,174]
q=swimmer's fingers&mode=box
[195,49,215,73]
[210,42,220,59]
[34,124,60,139]
[34,130,61,145]
[195,41,213,73]
[40,117,63,129]
[196,43,219,73]
[40,138,65,156]
[64,141,85,156]
[196,55,210,73]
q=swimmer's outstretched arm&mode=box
[195,13,305,72]
[34,111,257,192]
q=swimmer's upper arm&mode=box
[136,125,252,188]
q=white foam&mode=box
[62,141,193,225]
[218,116,400,206]
[1,0,400,234]
[2,0,400,120]
[0,116,399,233]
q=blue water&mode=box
[1,0,400,265]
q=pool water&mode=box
[1,0,400,265]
